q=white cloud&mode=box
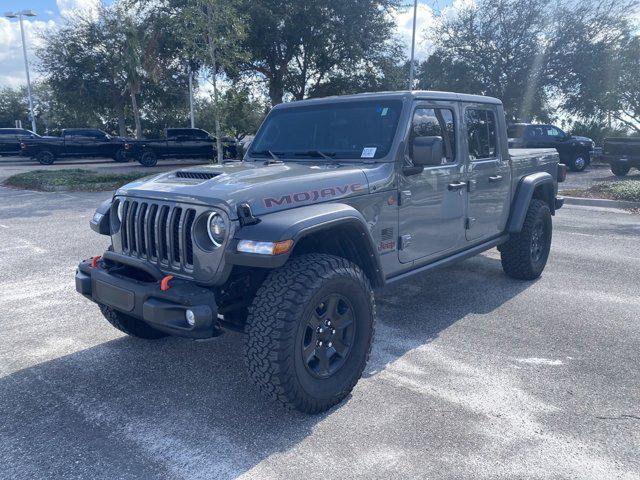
[56,0,101,20]
[391,3,438,61]
[0,17,55,89]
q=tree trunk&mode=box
[269,75,284,106]
[129,85,142,139]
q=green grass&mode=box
[3,169,151,192]
[590,180,640,202]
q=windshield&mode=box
[249,100,403,161]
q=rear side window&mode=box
[409,108,456,164]
[465,109,497,160]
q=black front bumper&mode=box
[76,253,220,339]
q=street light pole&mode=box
[408,0,418,91]
[5,10,38,133]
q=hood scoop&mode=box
[174,170,222,180]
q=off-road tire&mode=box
[99,304,168,339]
[244,253,375,413]
[569,153,588,172]
[36,150,55,165]
[500,199,552,280]
[113,148,128,163]
[139,151,158,167]
[611,163,630,177]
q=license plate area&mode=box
[94,279,135,312]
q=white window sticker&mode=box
[381,107,389,116]
[361,147,377,158]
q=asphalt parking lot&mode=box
[0,186,639,479]
[0,155,209,182]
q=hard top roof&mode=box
[274,90,502,109]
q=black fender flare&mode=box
[507,172,555,233]
[225,203,384,286]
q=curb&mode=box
[563,196,640,209]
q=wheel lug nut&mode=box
[317,341,322,347]
[327,342,332,348]
[331,329,335,334]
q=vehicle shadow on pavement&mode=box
[0,252,534,479]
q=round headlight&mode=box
[207,212,227,247]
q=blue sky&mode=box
[1,0,457,88]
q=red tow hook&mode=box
[90,256,102,268]
[160,275,174,291]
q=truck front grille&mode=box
[119,199,196,272]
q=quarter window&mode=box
[466,109,497,160]
[409,108,456,164]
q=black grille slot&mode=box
[171,208,182,264]
[137,203,147,256]
[121,201,129,250]
[184,209,196,266]
[147,204,158,259]
[175,171,219,180]
[159,206,169,262]
[128,202,138,253]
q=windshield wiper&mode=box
[293,150,337,160]
[251,150,282,160]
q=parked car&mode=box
[0,128,40,156]
[603,137,640,177]
[508,123,595,172]
[20,128,129,165]
[124,128,238,167]
[78,91,564,413]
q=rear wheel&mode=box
[139,151,158,167]
[500,199,552,280]
[611,163,630,177]
[36,150,55,165]
[113,148,128,163]
[99,304,167,339]
[244,253,375,413]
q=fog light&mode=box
[185,309,196,326]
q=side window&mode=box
[465,109,497,160]
[409,107,456,164]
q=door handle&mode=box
[447,181,467,191]
[488,175,503,183]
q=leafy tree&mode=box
[0,87,29,128]
[417,0,554,122]
[231,0,402,106]
[550,0,640,133]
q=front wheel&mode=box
[569,153,588,172]
[611,163,630,177]
[138,151,158,167]
[244,253,375,413]
[36,150,55,165]
[113,148,128,163]
[500,199,552,280]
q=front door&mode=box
[398,103,467,263]
[464,106,511,241]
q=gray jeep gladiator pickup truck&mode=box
[76,91,565,413]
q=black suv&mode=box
[0,128,39,156]
[508,123,595,172]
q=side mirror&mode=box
[412,136,444,166]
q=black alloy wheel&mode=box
[302,294,356,379]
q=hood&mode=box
[571,135,594,143]
[116,161,371,218]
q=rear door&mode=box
[0,130,18,153]
[464,105,511,241]
[398,101,467,263]
[66,130,100,156]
